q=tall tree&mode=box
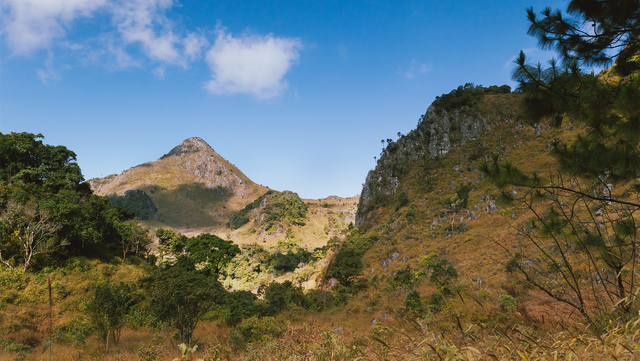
[0,200,65,271]
[149,259,225,347]
[481,1,640,321]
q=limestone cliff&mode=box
[356,94,521,226]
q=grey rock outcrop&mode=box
[356,103,502,226]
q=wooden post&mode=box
[48,275,52,361]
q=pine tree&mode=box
[481,0,640,321]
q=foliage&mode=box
[387,265,423,290]
[445,184,472,212]
[184,233,240,275]
[148,260,226,347]
[479,0,640,322]
[270,248,313,274]
[224,290,263,327]
[116,221,152,261]
[327,247,363,287]
[88,281,136,344]
[260,280,314,314]
[0,132,137,264]
[227,190,308,231]
[108,190,158,220]
[156,228,188,255]
[432,83,511,112]
[402,290,425,318]
[232,316,284,347]
[421,253,458,295]
[0,200,65,271]
[499,294,518,312]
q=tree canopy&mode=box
[0,132,137,269]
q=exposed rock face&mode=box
[90,137,267,229]
[355,103,505,227]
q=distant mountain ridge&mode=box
[90,137,268,230]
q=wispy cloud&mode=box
[204,27,302,99]
[404,59,432,79]
[337,44,348,60]
[1,0,207,76]
[36,51,60,83]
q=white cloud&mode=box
[205,28,302,99]
[1,0,108,54]
[404,59,432,79]
[1,0,208,76]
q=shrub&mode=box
[421,253,458,295]
[327,247,363,287]
[88,281,135,345]
[224,290,263,327]
[233,316,284,346]
[403,290,425,318]
[387,265,417,290]
[395,191,410,210]
[499,294,518,312]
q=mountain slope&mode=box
[90,137,268,231]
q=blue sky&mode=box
[1,0,564,199]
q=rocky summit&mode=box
[90,137,268,232]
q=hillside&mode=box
[353,88,563,314]
[90,137,267,231]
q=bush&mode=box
[261,281,314,315]
[403,290,425,318]
[499,294,518,312]
[387,265,417,290]
[224,290,263,326]
[88,281,135,345]
[327,247,363,287]
[421,253,458,295]
[395,191,410,210]
[306,289,334,311]
[233,316,284,347]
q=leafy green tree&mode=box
[184,233,240,276]
[0,132,84,193]
[156,228,188,255]
[0,200,64,271]
[327,247,363,287]
[403,290,425,318]
[149,260,225,347]
[480,0,640,321]
[89,282,135,345]
[116,221,151,261]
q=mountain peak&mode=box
[164,137,215,158]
